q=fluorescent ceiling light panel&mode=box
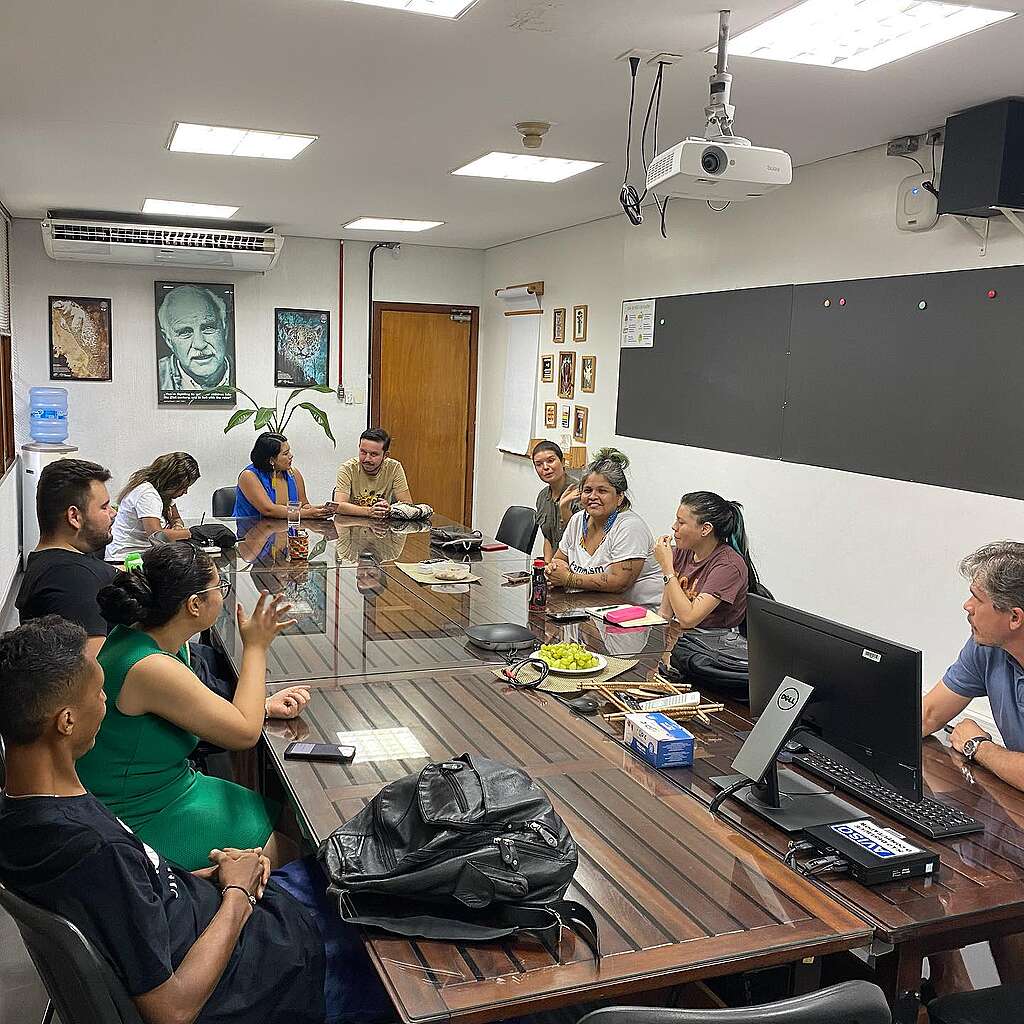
[722,1,1014,71]
[168,122,317,159]
[344,217,444,231]
[336,0,480,18]
[451,152,602,182]
[142,198,239,219]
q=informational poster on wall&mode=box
[620,298,655,348]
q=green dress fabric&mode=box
[78,625,279,870]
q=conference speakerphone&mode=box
[800,818,940,886]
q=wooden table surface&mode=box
[209,516,1024,1022]
[260,668,871,1024]
[200,514,528,572]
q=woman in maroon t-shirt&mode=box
[654,491,763,630]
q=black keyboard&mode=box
[793,750,984,839]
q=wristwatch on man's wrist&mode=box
[961,734,992,762]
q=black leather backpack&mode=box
[318,754,599,955]
[669,628,751,698]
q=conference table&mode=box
[205,515,1024,1024]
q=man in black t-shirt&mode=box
[0,617,393,1024]
[16,458,235,699]
[16,459,117,658]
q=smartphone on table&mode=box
[283,741,356,763]
[547,608,589,623]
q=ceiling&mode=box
[3,0,1024,249]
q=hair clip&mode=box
[123,552,144,574]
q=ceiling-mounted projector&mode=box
[646,10,792,204]
[646,138,791,201]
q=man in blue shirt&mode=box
[922,540,1024,996]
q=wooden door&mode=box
[372,303,478,523]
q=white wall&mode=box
[0,466,19,603]
[477,145,1024,711]
[10,222,483,518]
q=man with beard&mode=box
[17,459,118,659]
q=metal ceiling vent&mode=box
[41,217,284,271]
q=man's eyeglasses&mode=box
[196,574,231,599]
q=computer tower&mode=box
[937,98,1024,218]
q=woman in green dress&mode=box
[78,542,311,870]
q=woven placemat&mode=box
[494,655,639,693]
[395,562,481,585]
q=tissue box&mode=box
[624,712,694,769]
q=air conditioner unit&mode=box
[41,217,284,272]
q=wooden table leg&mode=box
[876,942,926,1024]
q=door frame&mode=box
[370,301,479,525]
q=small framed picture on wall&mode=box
[553,308,566,343]
[49,296,112,381]
[572,405,588,443]
[580,354,596,393]
[557,351,575,400]
[540,353,554,383]
[572,304,588,343]
[544,402,557,429]
[560,404,571,429]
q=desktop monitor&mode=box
[746,595,923,802]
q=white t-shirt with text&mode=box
[558,508,663,606]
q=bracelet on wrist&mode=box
[221,884,256,907]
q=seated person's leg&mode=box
[273,857,395,1024]
[137,775,282,871]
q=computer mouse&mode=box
[563,694,601,716]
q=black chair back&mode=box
[577,981,890,1024]
[212,486,237,517]
[0,881,145,1024]
[495,505,539,554]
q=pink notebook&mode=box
[604,605,648,624]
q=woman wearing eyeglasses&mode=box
[77,543,311,871]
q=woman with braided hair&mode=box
[545,448,663,606]
[655,491,762,629]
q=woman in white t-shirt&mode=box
[106,452,200,560]
[545,448,663,606]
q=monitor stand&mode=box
[711,760,862,833]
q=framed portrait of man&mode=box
[154,281,235,405]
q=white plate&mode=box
[529,649,607,676]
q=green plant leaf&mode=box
[296,402,336,446]
[253,407,277,431]
[223,408,256,433]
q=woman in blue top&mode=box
[233,432,334,519]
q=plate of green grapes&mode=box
[532,642,607,676]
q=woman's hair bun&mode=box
[591,447,630,470]
[97,571,154,626]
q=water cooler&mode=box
[21,442,78,568]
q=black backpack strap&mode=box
[334,890,600,959]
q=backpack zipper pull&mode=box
[494,836,519,868]
[529,821,558,847]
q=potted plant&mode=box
[199,384,336,445]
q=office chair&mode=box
[577,981,890,1024]
[0,880,145,1024]
[495,505,539,554]
[928,982,1024,1024]
[212,486,237,517]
